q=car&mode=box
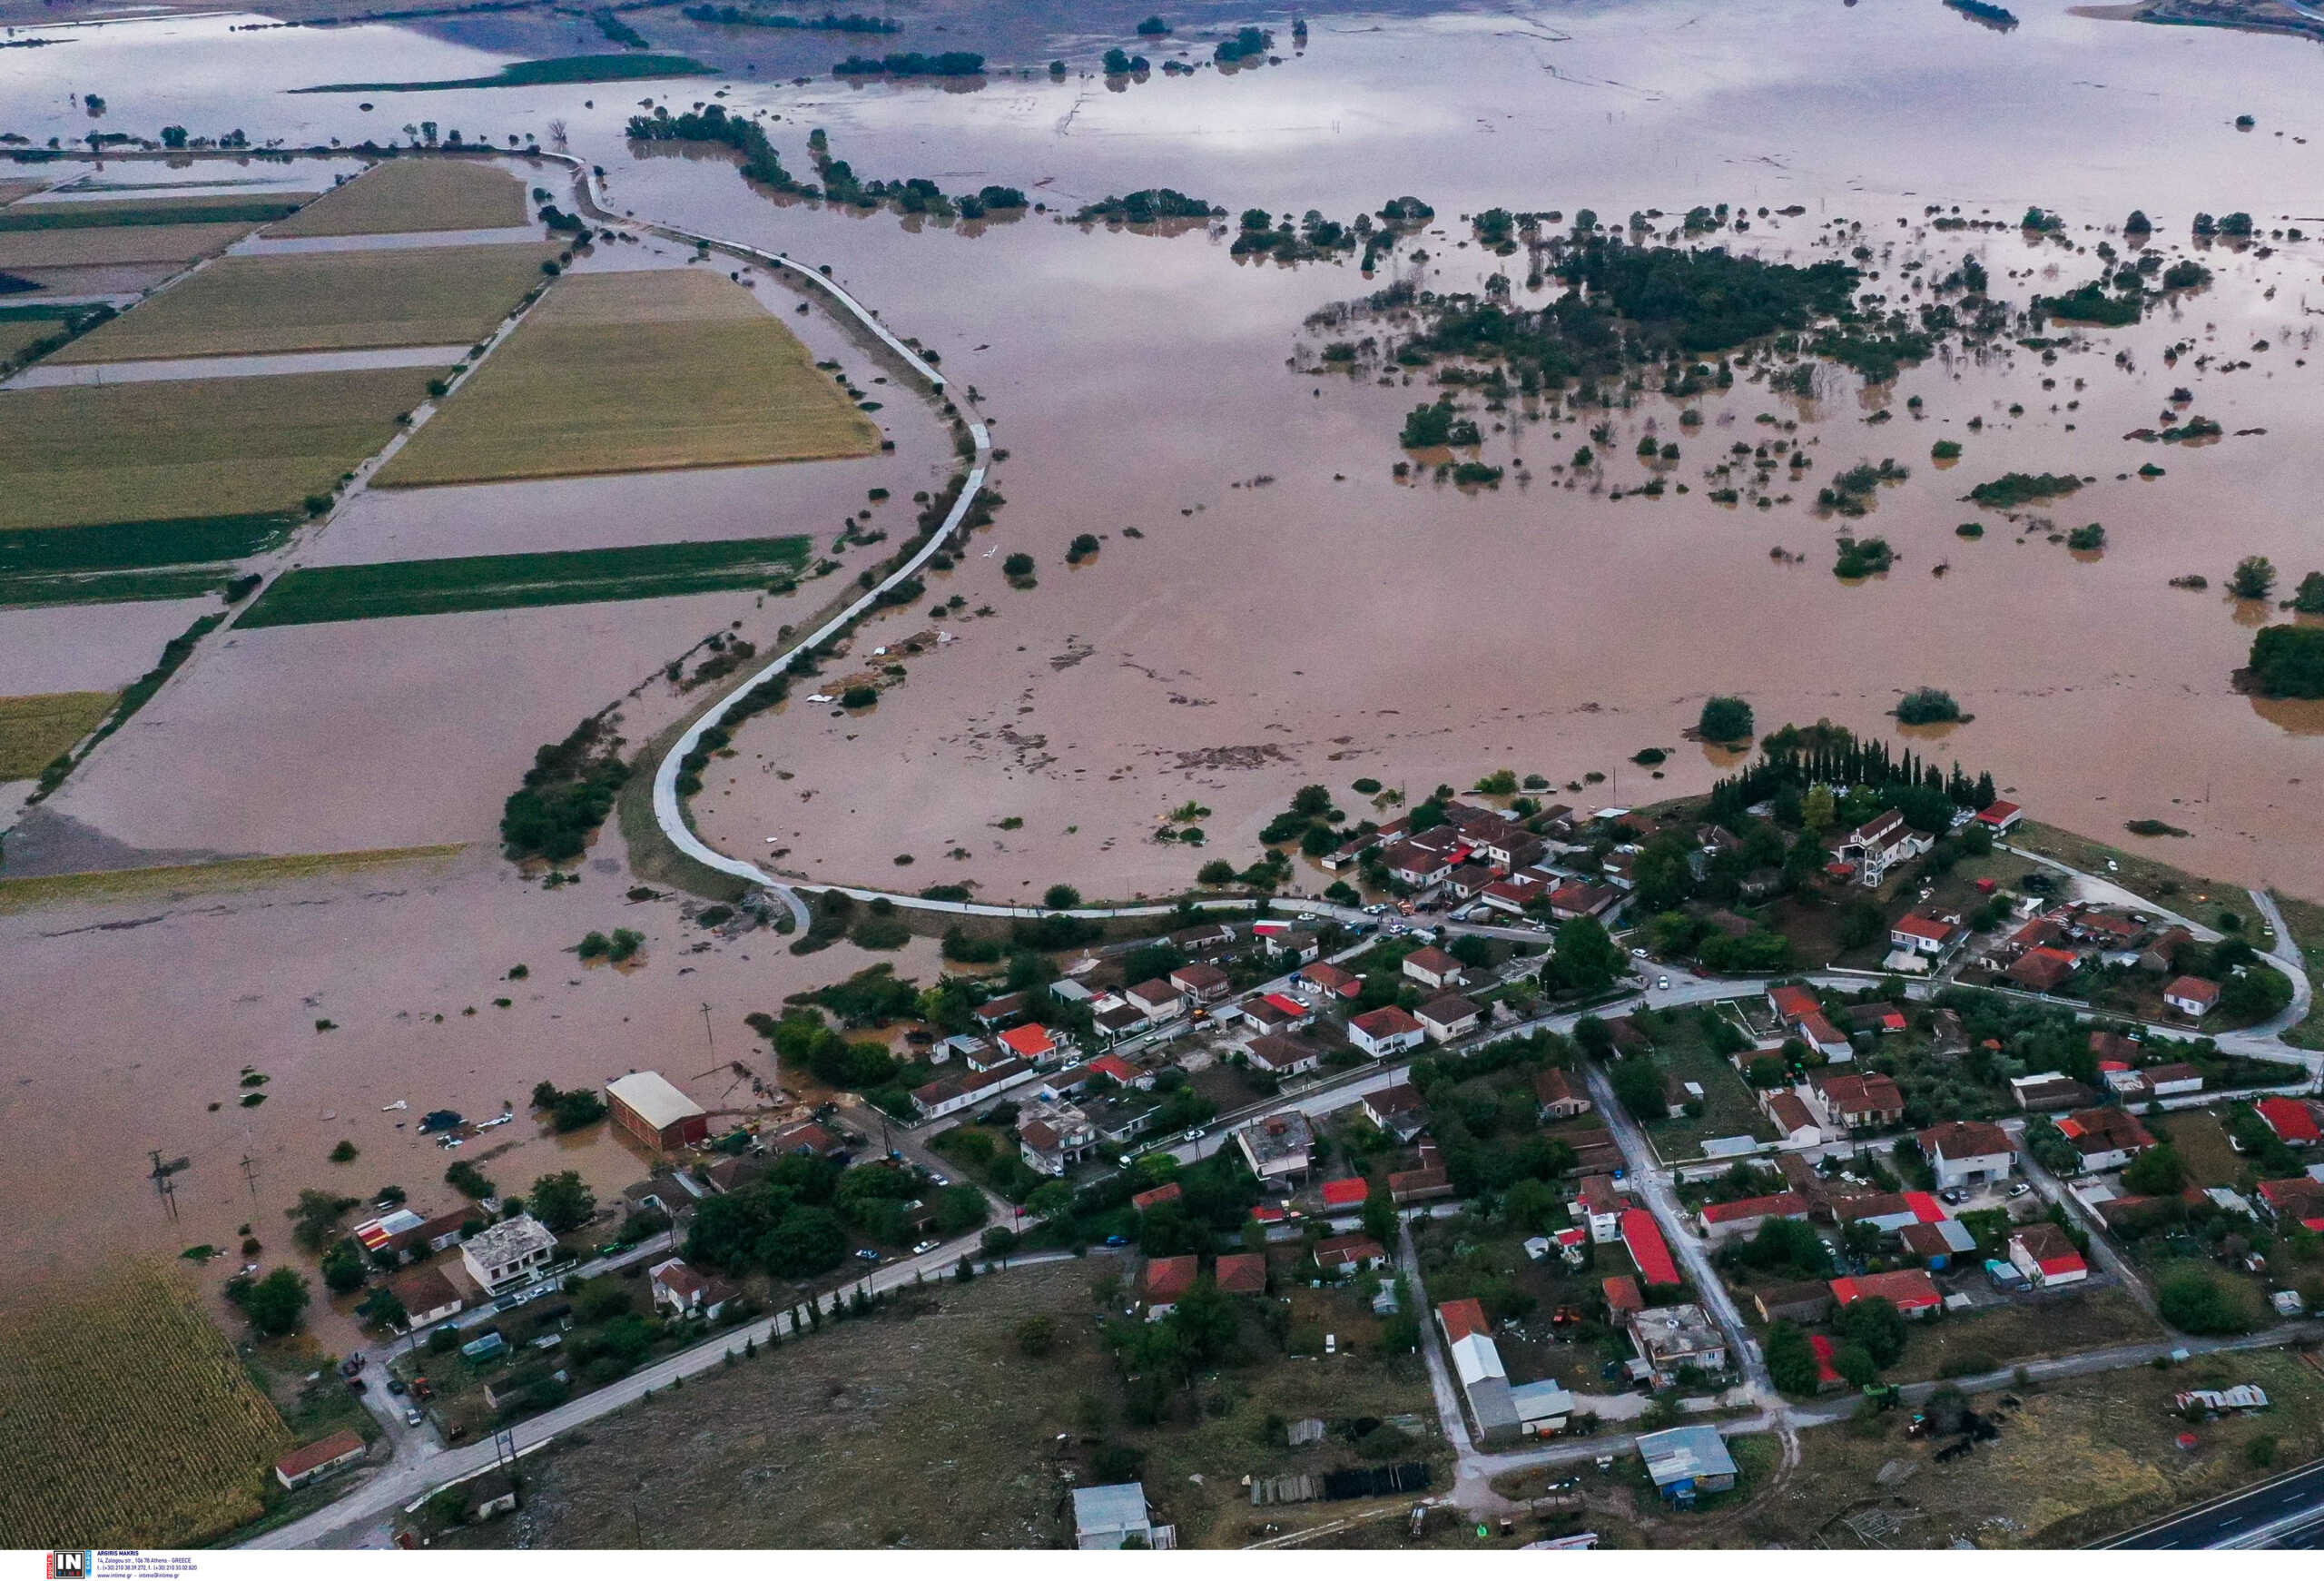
[1184,1127,1206,1141]
[385,1377,407,1396]
[339,1353,365,1377]
[2007,1182,2032,1198]
[1630,947,1649,958]
[1656,976,1670,990]
[1298,912,1315,922]
[927,1171,950,1187]
[853,1248,882,1262]
[1940,1188,1965,1206]
[912,1240,940,1256]
[1104,1234,1130,1248]
[346,1378,369,1394]
[404,1408,424,1428]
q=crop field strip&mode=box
[0,1263,292,1546]
[0,220,256,270]
[54,242,556,362]
[375,268,881,487]
[236,534,813,626]
[0,690,117,777]
[262,156,529,237]
[0,368,434,533]
[0,195,303,232]
[0,844,468,913]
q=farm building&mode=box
[605,1070,709,1151]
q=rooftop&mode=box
[604,1070,704,1131]
[1637,1424,1738,1488]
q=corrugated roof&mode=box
[606,1071,704,1131]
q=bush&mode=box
[2249,624,2324,698]
[1016,1316,1057,1358]
[1894,687,1961,726]
[840,685,879,708]
[2156,1269,2253,1334]
[1043,884,1081,910]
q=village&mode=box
[253,736,2324,1549]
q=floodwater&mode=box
[4,0,2324,1301]
[0,844,943,1346]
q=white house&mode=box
[648,1257,739,1320]
[2008,1223,2088,1288]
[1415,994,1482,1042]
[1839,808,1934,888]
[459,1214,556,1293]
[1401,946,1467,991]
[1122,979,1185,1023]
[1918,1120,2015,1190]
[1348,1005,1426,1059]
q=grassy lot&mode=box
[0,1264,292,1547]
[446,1260,1440,1551]
[0,690,115,777]
[2162,1109,2247,1190]
[1886,1286,2162,1385]
[0,197,300,231]
[0,845,465,912]
[55,244,554,363]
[0,510,290,607]
[0,220,255,270]
[264,158,528,237]
[2270,890,2324,1052]
[375,269,880,487]
[1687,1347,2324,1547]
[1641,1011,1774,1159]
[0,567,233,609]
[0,368,429,532]
[234,535,811,627]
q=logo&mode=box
[46,1556,92,1580]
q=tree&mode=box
[1541,915,1620,997]
[1610,1057,1665,1121]
[1837,898,1886,951]
[1764,1319,1821,1397]
[286,1189,355,1253]
[1001,552,1035,578]
[319,1237,368,1294]
[238,1268,311,1336]
[1017,1316,1057,1358]
[1024,1180,1076,1220]
[760,1206,846,1277]
[2219,965,2293,1022]
[2230,555,2278,600]
[1043,884,1081,911]
[1838,1295,1907,1368]
[1801,783,1836,834]
[2122,1143,2186,1197]
[160,125,189,149]
[529,1170,596,1234]
[2158,1269,2252,1334]
[2249,625,2324,699]
[1698,695,1754,743]
[1830,1339,1881,1388]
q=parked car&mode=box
[346,1378,368,1395]
[339,1353,365,1378]
[2007,1182,2032,1198]
[927,1171,950,1187]
[1941,1188,1966,1206]
[1656,976,1670,990]
[385,1377,406,1396]
[404,1408,424,1428]
[1630,947,1649,959]
[911,1240,940,1256]
[853,1248,882,1262]
[1104,1234,1130,1248]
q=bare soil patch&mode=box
[262,157,527,238]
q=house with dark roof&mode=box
[1214,1252,1268,1295]
[1402,946,1466,990]
[1244,1033,1323,1078]
[2008,1222,2088,1288]
[2057,1106,2155,1171]
[1234,1111,1315,1184]
[2008,946,2081,993]
[1362,1082,1430,1142]
[1803,1071,1905,1133]
[1534,1067,1591,1121]
[1415,993,1482,1042]
[1838,808,1934,887]
[1168,961,1232,1003]
[1919,1120,2015,1189]
[1349,1004,1425,1059]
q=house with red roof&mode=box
[1804,1071,1905,1133]
[1402,946,1467,990]
[1314,1233,1387,1275]
[1299,962,1362,1000]
[1437,1296,1492,1343]
[1890,911,1963,958]
[1087,1053,1149,1089]
[1320,1176,1373,1212]
[1547,880,1620,921]
[1620,1208,1680,1289]
[2009,946,2081,994]
[998,1023,1058,1062]
[1534,1067,1591,1121]
[1214,1252,1268,1296]
[1796,1013,1855,1063]
[2259,1096,2322,1147]
[1974,799,2024,833]
[1348,1004,1425,1059]
[1920,1120,2016,1190]
[1572,1174,1626,1243]
[1696,1191,1809,1242]
[1828,1268,1942,1316]
[2008,1222,2088,1288]
[1140,1255,1199,1319]
[2258,1176,2324,1230]
[1131,1181,1182,1211]
[2163,975,2221,1019]
[2057,1106,2155,1171]
[1602,1275,1645,1319]
[1168,961,1232,1003]
[1768,983,1821,1025]
[1808,1332,1845,1391]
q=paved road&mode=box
[2100,1455,2324,1548]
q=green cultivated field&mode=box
[296,53,711,92]
[0,512,294,608]
[236,536,812,626]
[0,369,429,533]
[264,158,528,238]
[0,691,116,777]
[55,244,554,362]
[0,198,300,232]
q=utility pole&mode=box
[148,1149,179,1222]
[700,1001,716,1065]
[240,1151,261,1202]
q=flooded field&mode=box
[0,844,940,1347]
[4,0,2324,1305]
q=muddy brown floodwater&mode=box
[5,0,2324,1313]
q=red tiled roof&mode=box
[1321,1177,1372,1208]
[1902,1191,1949,1225]
[1921,1120,2013,1161]
[2259,1098,2322,1145]
[1769,984,1820,1023]
[1262,992,1310,1018]
[1404,945,1461,977]
[1700,1191,1807,1225]
[1602,1274,1644,1314]
[1214,1252,1267,1295]
[1809,1331,1842,1388]
[1829,1269,1942,1311]
[1132,1181,1182,1210]
[1303,963,1361,996]
[1089,1054,1140,1082]
[1437,1297,1491,1341]
[998,1023,1055,1058]
[2164,974,2221,1008]
[1975,799,2023,825]
[2013,1222,2086,1276]
[1315,1234,1384,1267]
[1351,1005,1423,1038]
[2009,947,2079,992]
[1143,1254,1199,1303]
[275,1429,366,1480]
[1620,1209,1679,1288]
